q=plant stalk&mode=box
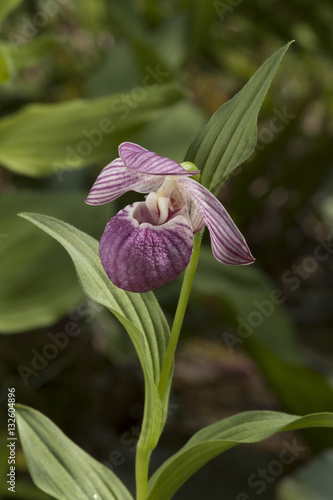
[158,229,204,400]
[135,439,150,500]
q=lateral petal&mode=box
[179,178,255,265]
[99,203,194,292]
[119,142,200,176]
[85,159,163,205]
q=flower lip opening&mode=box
[132,202,156,225]
[132,176,188,227]
[132,195,186,228]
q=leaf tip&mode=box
[17,212,39,221]
[17,212,33,223]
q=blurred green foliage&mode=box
[277,449,333,500]
[0,0,333,499]
[0,191,110,332]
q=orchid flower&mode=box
[86,142,254,292]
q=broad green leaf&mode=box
[277,449,333,500]
[0,191,109,333]
[16,405,133,500]
[147,410,333,500]
[0,0,23,26]
[185,42,293,195]
[20,213,171,449]
[0,82,182,176]
[193,248,333,448]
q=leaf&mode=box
[16,405,133,500]
[185,42,293,195]
[147,410,333,500]
[187,0,217,54]
[0,35,59,76]
[0,82,183,176]
[0,0,23,26]
[75,0,109,33]
[20,213,171,448]
[148,16,188,71]
[0,191,109,333]
[277,449,333,500]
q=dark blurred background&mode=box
[1,1,333,499]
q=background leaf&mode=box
[106,0,173,80]
[16,404,133,500]
[0,35,59,77]
[0,83,183,176]
[132,100,206,163]
[0,191,109,333]
[185,41,293,195]
[0,44,12,83]
[0,0,23,26]
[277,449,333,500]
[147,411,333,500]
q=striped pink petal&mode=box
[85,159,163,205]
[179,178,255,265]
[119,142,200,176]
[99,202,193,292]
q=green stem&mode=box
[135,438,149,500]
[158,229,204,400]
